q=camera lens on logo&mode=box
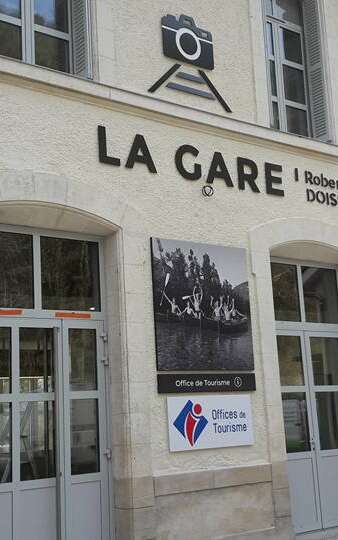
[176,28,201,61]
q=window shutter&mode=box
[302,0,330,142]
[71,0,92,78]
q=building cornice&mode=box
[1,57,338,164]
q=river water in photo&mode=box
[156,321,254,371]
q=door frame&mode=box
[273,256,338,533]
[277,328,322,533]
[0,316,112,540]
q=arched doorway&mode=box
[0,207,116,540]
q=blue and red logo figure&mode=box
[173,400,208,447]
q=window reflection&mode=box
[311,337,338,386]
[277,335,304,386]
[41,237,101,311]
[69,329,97,391]
[0,231,33,308]
[34,0,68,32]
[271,262,301,321]
[0,403,11,483]
[274,0,302,24]
[71,399,99,475]
[316,393,338,450]
[20,328,54,393]
[20,401,55,480]
[302,267,338,323]
[0,328,11,394]
[282,393,310,453]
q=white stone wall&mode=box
[1,1,338,535]
[1,78,338,479]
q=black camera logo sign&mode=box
[161,14,214,70]
[149,14,231,114]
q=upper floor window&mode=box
[0,0,91,77]
[264,0,330,142]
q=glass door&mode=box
[306,333,338,529]
[62,319,110,540]
[277,332,322,533]
[0,318,110,540]
[0,318,62,540]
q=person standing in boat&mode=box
[210,296,223,321]
[230,298,245,320]
[192,283,203,319]
[163,292,181,316]
[180,299,197,318]
[223,296,232,321]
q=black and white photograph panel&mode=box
[151,238,254,371]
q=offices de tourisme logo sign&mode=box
[168,395,254,452]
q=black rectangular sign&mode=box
[157,373,256,394]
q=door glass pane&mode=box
[0,0,20,18]
[316,392,338,450]
[69,329,97,391]
[311,337,338,386]
[282,393,310,453]
[35,32,70,73]
[271,262,301,321]
[302,267,338,323]
[34,0,68,32]
[272,102,280,129]
[71,399,99,475]
[277,335,304,385]
[0,403,11,483]
[275,0,302,25]
[20,401,55,480]
[0,231,33,308]
[283,66,305,103]
[286,106,308,136]
[20,328,54,392]
[0,21,21,60]
[283,29,302,64]
[41,237,101,311]
[0,328,11,394]
[270,60,277,96]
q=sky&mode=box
[152,237,248,287]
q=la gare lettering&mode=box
[98,126,284,197]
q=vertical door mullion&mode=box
[102,320,113,539]
[54,325,66,540]
[61,321,72,540]
[96,321,110,540]
[11,324,20,540]
[303,332,323,528]
[33,234,42,310]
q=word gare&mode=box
[98,126,284,197]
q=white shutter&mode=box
[71,0,92,78]
[303,0,330,142]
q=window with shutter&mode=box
[0,0,92,78]
[263,0,330,142]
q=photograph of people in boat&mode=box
[151,237,254,371]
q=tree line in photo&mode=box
[152,239,250,325]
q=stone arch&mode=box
[248,218,338,537]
